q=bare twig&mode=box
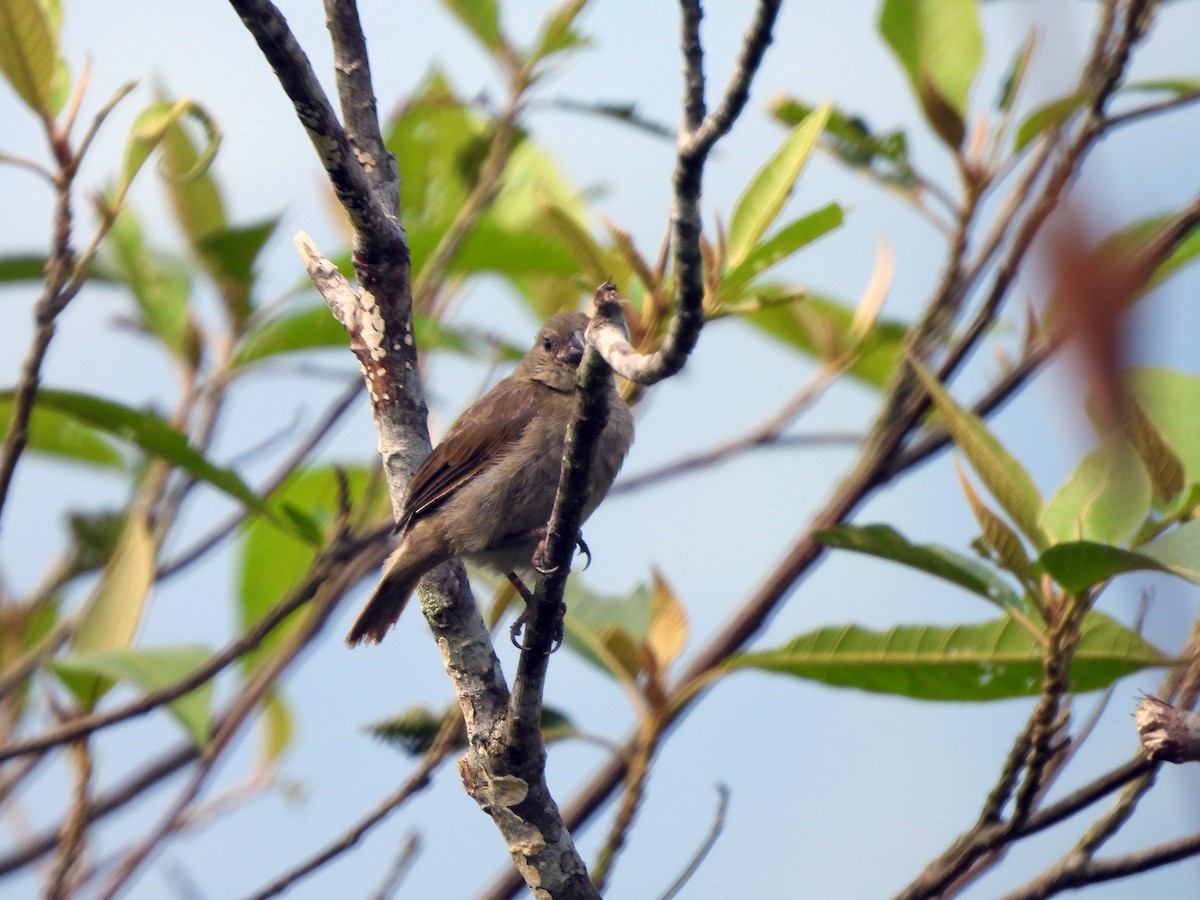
[659,784,730,900]
[247,717,460,900]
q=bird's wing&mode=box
[398,378,541,530]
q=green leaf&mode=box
[52,646,213,748]
[197,219,279,331]
[65,513,154,707]
[1127,400,1187,505]
[1130,369,1200,482]
[106,208,196,362]
[563,580,652,680]
[1039,541,1169,594]
[1139,520,1200,584]
[0,395,124,469]
[879,0,982,149]
[1014,92,1089,151]
[441,0,502,51]
[10,390,316,544]
[724,611,1167,701]
[238,467,388,672]
[770,97,915,189]
[997,32,1036,114]
[723,203,844,297]
[0,0,56,115]
[160,109,226,247]
[726,103,831,269]
[528,0,590,67]
[956,463,1032,580]
[743,290,907,389]
[910,358,1047,549]
[233,304,477,369]
[259,689,293,763]
[1039,441,1152,546]
[122,99,220,189]
[816,523,1020,608]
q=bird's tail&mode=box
[345,552,423,646]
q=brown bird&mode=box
[346,311,634,646]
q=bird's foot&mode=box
[506,570,564,654]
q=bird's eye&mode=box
[542,336,553,351]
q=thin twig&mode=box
[658,784,730,900]
[247,717,460,900]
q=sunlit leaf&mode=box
[724,611,1167,701]
[911,358,1046,549]
[122,98,220,189]
[52,645,213,748]
[563,580,651,680]
[879,0,982,148]
[726,104,830,269]
[1039,440,1152,546]
[260,689,294,763]
[723,203,844,297]
[106,208,196,362]
[816,523,1020,608]
[956,462,1032,580]
[646,569,688,670]
[528,0,590,67]
[1130,369,1200,482]
[64,512,154,707]
[0,0,56,115]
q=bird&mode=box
[346,311,634,646]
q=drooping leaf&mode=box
[724,611,1167,701]
[160,108,226,248]
[816,523,1020,608]
[0,0,57,115]
[0,395,125,469]
[910,358,1047,550]
[52,645,213,748]
[997,31,1036,114]
[8,390,317,544]
[879,0,982,149]
[726,104,831,269]
[722,203,844,297]
[1039,440,1152,546]
[122,98,220,189]
[64,512,154,707]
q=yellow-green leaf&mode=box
[52,646,213,748]
[65,513,154,707]
[726,103,830,269]
[911,358,1047,550]
[0,0,56,115]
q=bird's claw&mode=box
[575,532,591,570]
[509,604,564,654]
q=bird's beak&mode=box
[559,329,586,366]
